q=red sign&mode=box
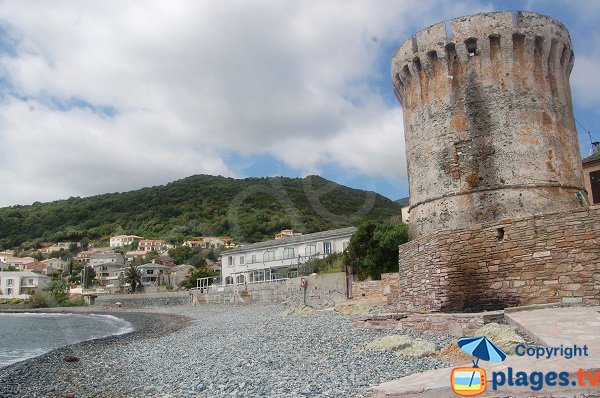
[300,278,307,288]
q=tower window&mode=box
[465,38,478,56]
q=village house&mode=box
[110,235,144,248]
[41,258,68,272]
[182,240,204,248]
[138,239,166,252]
[220,226,356,285]
[0,251,13,263]
[40,242,79,254]
[4,256,36,270]
[93,262,123,285]
[274,229,302,239]
[583,142,600,204]
[125,250,147,262]
[24,262,49,275]
[0,271,51,298]
[0,261,9,271]
[76,249,101,263]
[89,252,125,267]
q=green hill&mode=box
[0,175,402,249]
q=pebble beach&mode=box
[0,304,452,398]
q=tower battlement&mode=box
[391,11,585,239]
[392,11,573,109]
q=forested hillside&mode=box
[0,175,402,249]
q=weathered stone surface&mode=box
[395,206,600,312]
[392,11,584,239]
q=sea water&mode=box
[0,313,133,368]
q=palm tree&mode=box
[124,264,142,293]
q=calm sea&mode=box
[0,313,133,368]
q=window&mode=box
[283,247,294,259]
[147,270,154,275]
[323,242,333,254]
[251,254,256,263]
[101,265,108,271]
[7,279,13,287]
[590,170,600,204]
[7,288,12,295]
[240,256,245,265]
[305,244,317,256]
[28,279,33,285]
[263,250,275,262]
[228,256,233,266]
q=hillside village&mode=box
[0,226,362,302]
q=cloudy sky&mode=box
[0,0,599,207]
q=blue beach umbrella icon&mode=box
[458,336,507,387]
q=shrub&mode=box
[28,292,56,308]
[60,298,87,307]
[0,298,10,305]
[165,284,174,292]
[10,299,22,305]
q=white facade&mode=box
[0,271,51,298]
[110,235,143,248]
[220,227,355,285]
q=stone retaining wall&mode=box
[95,291,189,307]
[351,272,400,306]
[194,272,348,308]
[396,206,600,312]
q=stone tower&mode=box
[392,11,586,239]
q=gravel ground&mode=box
[0,304,452,398]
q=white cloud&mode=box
[0,0,492,206]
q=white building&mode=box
[0,271,52,298]
[220,227,356,285]
[110,235,143,248]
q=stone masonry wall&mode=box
[95,291,190,307]
[397,205,600,312]
[351,273,400,305]
[194,272,349,308]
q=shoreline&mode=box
[0,307,193,398]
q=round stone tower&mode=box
[392,11,586,238]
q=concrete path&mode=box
[371,306,600,397]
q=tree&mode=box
[181,267,217,289]
[124,264,142,293]
[144,250,160,264]
[43,279,68,305]
[82,266,96,289]
[344,221,409,280]
[6,265,17,271]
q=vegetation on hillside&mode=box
[344,220,409,280]
[0,175,402,250]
